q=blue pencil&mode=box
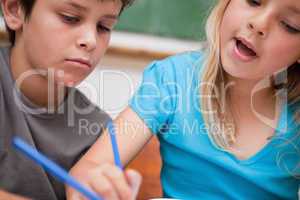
[12,137,103,200]
[107,120,123,170]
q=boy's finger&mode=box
[125,169,142,199]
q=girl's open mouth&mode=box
[233,38,258,62]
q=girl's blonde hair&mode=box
[201,0,300,150]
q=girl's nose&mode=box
[76,27,97,52]
[247,22,266,37]
[247,12,271,38]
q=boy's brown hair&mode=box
[6,0,134,45]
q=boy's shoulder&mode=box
[0,45,10,71]
[0,46,11,95]
[62,87,111,124]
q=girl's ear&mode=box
[1,0,25,31]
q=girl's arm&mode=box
[82,106,153,166]
[67,106,153,200]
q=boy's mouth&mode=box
[65,58,92,69]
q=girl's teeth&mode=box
[236,40,256,57]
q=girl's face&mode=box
[220,0,300,81]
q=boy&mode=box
[0,0,140,199]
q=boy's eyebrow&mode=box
[102,14,119,20]
[63,1,119,19]
[65,1,88,11]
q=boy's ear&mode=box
[1,0,25,31]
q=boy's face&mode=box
[18,0,121,86]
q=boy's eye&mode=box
[97,24,111,33]
[246,0,261,6]
[281,21,300,34]
[59,13,112,33]
[60,14,80,24]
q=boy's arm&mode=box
[67,106,153,200]
[0,190,31,200]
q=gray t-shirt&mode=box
[0,46,111,200]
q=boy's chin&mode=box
[52,69,89,87]
[53,77,82,88]
[64,80,82,88]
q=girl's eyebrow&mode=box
[287,6,300,15]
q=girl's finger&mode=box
[125,169,142,199]
[101,166,132,200]
[68,191,85,200]
[89,171,119,200]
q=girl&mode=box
[67,0,300,199]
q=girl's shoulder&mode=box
[154,50,205,70]
[143,50,206,82]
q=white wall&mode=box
[77,64,143,119]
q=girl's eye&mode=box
[246,0,261,6]
[281,21,300,34]
[60,14,80,24]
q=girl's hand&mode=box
[67,107,151,200]
[66,160,142,200]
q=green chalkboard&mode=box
[116,0,217,41]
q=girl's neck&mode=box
[226,74,276,118]
[226,74,274,104]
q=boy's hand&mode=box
[0,190,31,200]
[66,161,142,200]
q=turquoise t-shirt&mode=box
[129,51,300,200]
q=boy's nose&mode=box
[76,28,97,52]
